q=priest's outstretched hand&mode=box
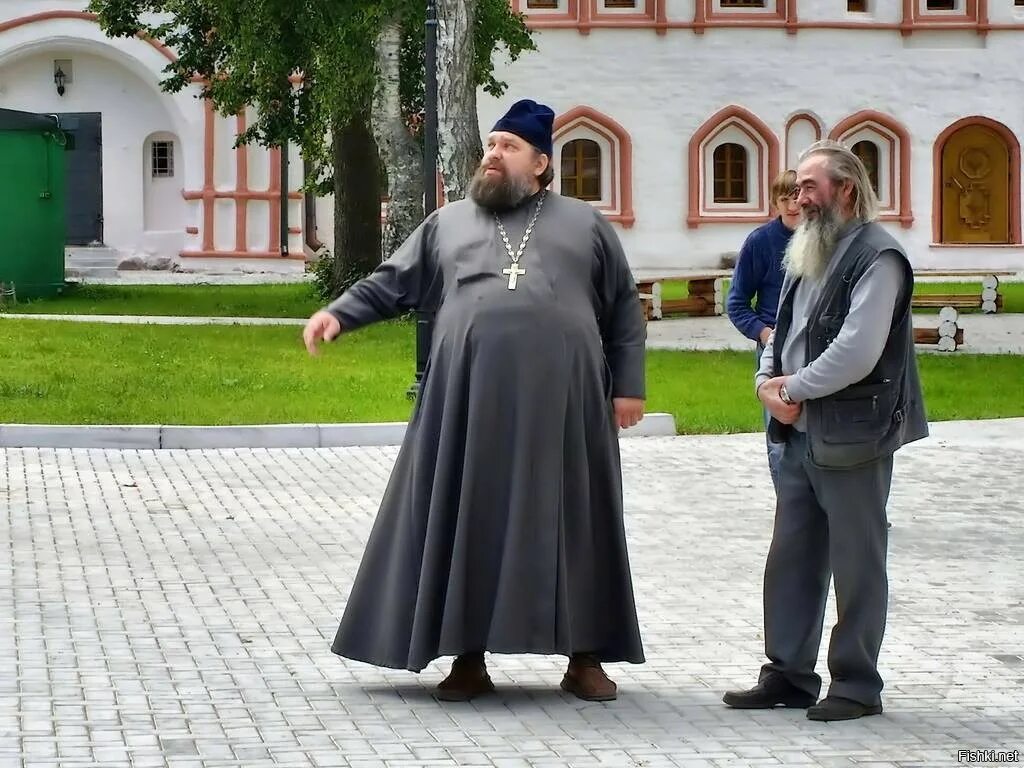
[303,311,342,356]
[613,397,645,430]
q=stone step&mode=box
[65,267,119,278]
[65,247,119,266]
[67,257,119,267]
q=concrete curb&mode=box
[0,413,677,449]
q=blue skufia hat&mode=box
[491,99,555,157]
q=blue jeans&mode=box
[757,342,783,491]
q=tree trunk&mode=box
[372,16,423,260]
[329,110,382,298]
[436,0,482,202]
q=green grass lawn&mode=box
[2,318,1021,431]
[6,279,1022,318]
[4,282,323,318]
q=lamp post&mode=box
[408,0,438,399]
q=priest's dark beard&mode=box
[468,167,535,212]
[783,199,845,279]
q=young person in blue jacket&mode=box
[726,170,802,489]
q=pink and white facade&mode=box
[3,1,1024,273]
[481,0,1024,271]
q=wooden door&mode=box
[941,125,1010,244]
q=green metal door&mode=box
[0,109,66,300]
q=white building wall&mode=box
[479,1,1024,271]
[5,0,1024,273]
[0,1,303,272]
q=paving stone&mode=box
[2,422,1023,767]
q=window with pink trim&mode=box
[552,107,634,226]
[689,106,779,227]
[910,0,979,24]
[700,0,787,27]
[830,112,912,227]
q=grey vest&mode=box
[769,222,929,468]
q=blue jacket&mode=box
[726,216,793,342]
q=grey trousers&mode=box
[759,430,892,706]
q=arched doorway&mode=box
[0,15,194,261]
[939,122,1014,244]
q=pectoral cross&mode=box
[502,263,526,290]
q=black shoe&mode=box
[722,676,816,709]
[806,695,882,721]
[434,653,495,702]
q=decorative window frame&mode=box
[590,0,659,25]
[512,0,663,33]
[553,106,634,227]
[913,0,977,23]
[784,111,824,169]
[511,0,579,24]
[901,0,983,33]
[829,110,913,228]
[688,105,779,227]
[694,0,792,33]
[931,116,1022,245]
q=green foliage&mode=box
[311,251,336,303]
[475,1,536,99]
[88,0,535,185]
[310,250,371,302]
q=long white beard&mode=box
[783,204,844,280]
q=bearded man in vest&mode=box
[722,139,928,722]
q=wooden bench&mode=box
[635,272,731,320]
[912,270,1015,314]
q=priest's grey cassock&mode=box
[325,185,647,672]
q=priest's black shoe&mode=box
[722,676,817,709]
[434,653,495,702]
[806,696,882,721]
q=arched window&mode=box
[552,106,634,226]
[785,113,824,169]
[713,143,748,203]
[689,105,779,226]
[830,110,913,227]
[852,140,880,195]
[560,139,602,201]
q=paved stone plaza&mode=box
[2,419,1023,768]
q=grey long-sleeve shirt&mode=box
[755,222,905,432]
